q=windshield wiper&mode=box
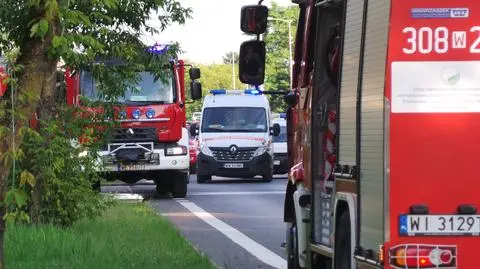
[124,101,167,106]
[223,129,262,132]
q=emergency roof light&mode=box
[147,43,170,55]
[272,113,287,120]
[209,89,264,96]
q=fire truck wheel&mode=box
[287,222,304,269]
[334,211,351,269]
[172,173,188,198]
[262,172,273,182]
[197,175,211,184]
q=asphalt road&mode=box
[102,175,289,269]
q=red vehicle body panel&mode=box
[189,137,197,166]
[385,1,480,267]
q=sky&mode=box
[144,0,293,64]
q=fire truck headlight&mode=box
[146,108,155,119]
[199,141,213,157]
[166,146,188,156]
[132,109,141,119]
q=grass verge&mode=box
[6,202,216,269]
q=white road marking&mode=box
[187,191,284,196]
[178,200,287,269]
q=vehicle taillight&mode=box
[389,244,457,269]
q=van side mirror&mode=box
[189,123,198,137]
[190,81,202,100]
[189,68,201,80]
[240,5,269,35]
[270,123,280,137]
[239,40,266,86]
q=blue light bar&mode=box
[147,44,169,55]
[210,89,226,95]
[280,113,286,119]
[244,89,262,95]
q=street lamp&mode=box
[267,17,293,89]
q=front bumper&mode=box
[98,148,189,172]
[274,152,289,174]
[196,152,273,178]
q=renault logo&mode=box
[229,145,237,154]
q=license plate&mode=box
[399,214,480,236]
[274,160,280,165]
[117,163,146,171]
[223,163,244,169]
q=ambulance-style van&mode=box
[272,113,288,175]
[190,89,280,183]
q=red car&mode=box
[186,123,198,174]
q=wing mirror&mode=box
[270,123,280,136]
[240,5,269,35]
[190,81,202,100]
[239,40,266,86]
[189,67,201,80]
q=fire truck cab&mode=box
[239,1,480,268]
[66,44,202,198]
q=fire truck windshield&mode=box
[79,71,176,104]
[201,107,267,133]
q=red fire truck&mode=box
[239,0,480,268]
[65,44,202,198]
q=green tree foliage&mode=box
[263,2,299,112]
[0,0,191,265]
[186,62,244,119]
[222,52,239,65]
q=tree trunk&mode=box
[0,27,59,268]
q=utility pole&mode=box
[232,51,236,90]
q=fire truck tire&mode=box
[287,222,304,269]
[334,211,351,269]
[172,173,188,198]
[262,172,273,182]
[197,175,211,184]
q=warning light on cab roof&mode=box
[389,244,456,269]
[209,89,263,95]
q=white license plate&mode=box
[399,214,480,236]
[274,160,280,165]
[117,163,146,171]
[223,163,244,169]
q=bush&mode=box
[9,106,114,226]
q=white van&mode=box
[190,89,280,183]
[272,113,288,174]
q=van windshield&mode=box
[79,71,176,104]
[201,107,267,133]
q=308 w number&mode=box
[402,26,480,54]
